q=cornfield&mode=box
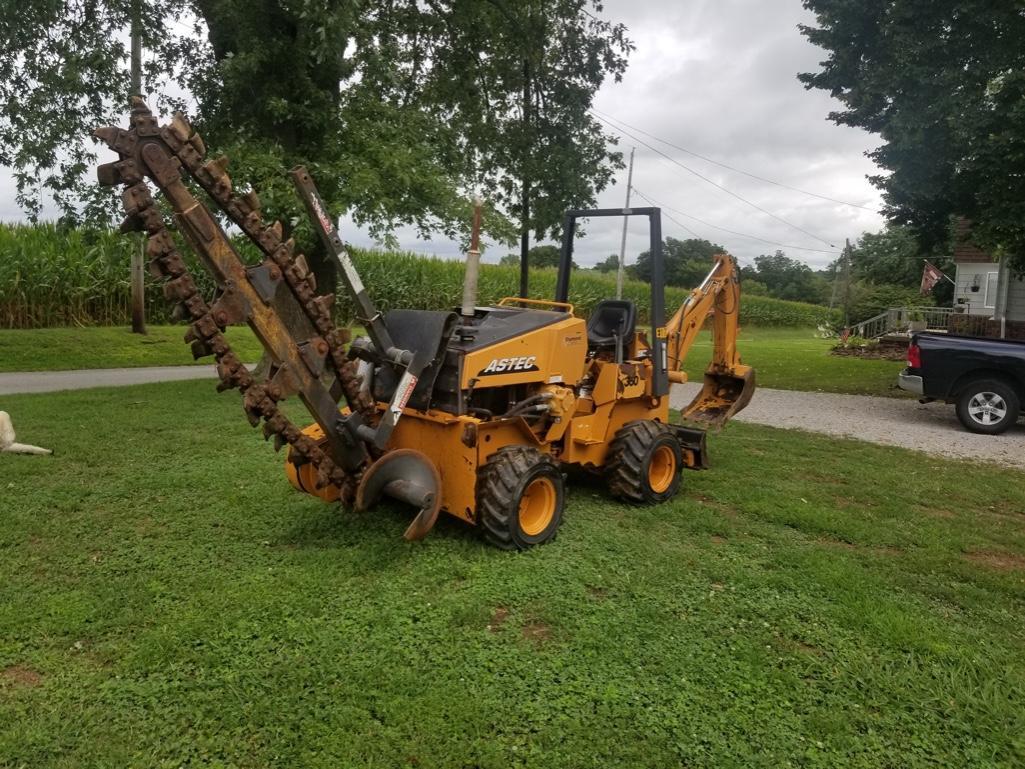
[0,223,838,329]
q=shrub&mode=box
[833,334,878,351]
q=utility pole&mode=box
[615,147,635,300]
[129,0,146,335]
[841,238,853,328]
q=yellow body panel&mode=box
[384,408,542,523]
[289,293,723,524]
[562,398,669,467]
[461,316,587,389]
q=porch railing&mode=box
[852,306,956,339]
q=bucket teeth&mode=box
[311,293,334,317]
[96,161,124,187]
[169,113,192,142]
[190,339,212,360]
[119,212,144,234]
[93,126,135,154]
[202,156,231,193]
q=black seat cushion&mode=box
[587,299,636,348]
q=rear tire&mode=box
[955,379,1020,435]
[606,420,683,504]
[477,446,565,550]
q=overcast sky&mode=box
[0,0,887,271]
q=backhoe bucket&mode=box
[680,366,756,430]
[355,449,443,541]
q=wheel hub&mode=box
[969,392,1008,426]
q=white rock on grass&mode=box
[0,411,52,456]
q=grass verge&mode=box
[1,381,1022,767]
[683,326,908,397]
[0,326,264,372]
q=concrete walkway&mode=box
[671,382,1025,469]
[0,365,223,395]
[2,366,1021,469]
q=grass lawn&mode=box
[1,381,1023,767]
[0,326,265,372]
[682,327,908,397]
[2,326,904,399]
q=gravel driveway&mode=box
[671,383,1025,470]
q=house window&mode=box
[984,271,999,308]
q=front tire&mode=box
[477,446,565,550]
[955,379,1020,435]
[606,420,684,504]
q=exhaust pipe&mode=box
[461,196,484,318]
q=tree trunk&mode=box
[519,183,530,299]
[519,57,532,299]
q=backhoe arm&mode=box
[664,253,755,428]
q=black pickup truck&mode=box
[899,333,1025,434]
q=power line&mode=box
[632,187,841,255]
[629,189,702,239]
[591,111,839,249]
[593,107,876,212]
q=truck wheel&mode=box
[606,420,684,504]
[955,379,1020,435]
[477,446,564,550]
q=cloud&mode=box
[0,0,886,272]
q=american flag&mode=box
[920,261,945,295]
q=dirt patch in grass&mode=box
[586,585,608,600]
[915,504,958,519]
[964,550,1025,572]
[2,665,42,688]
[830,345,907,361]
[487,607,509,632]
[696,495,738,519]
[817,537,902,556]
[773,634,825,657]
[522,621,552,646]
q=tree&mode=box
[847,283,932,325]
[846,225,954,305]
[499,244,574,269]
[632,237,724,287]
[592,254,621,273]
[417,1,632,295]
[742,251,830,304]
[0,0,629,292]
[799,1,1025,272]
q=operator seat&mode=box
[586,299,636,361]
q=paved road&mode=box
[0,365,225,395]
[2,366,1021,468]
[671,382,1025,469]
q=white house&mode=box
[952,219,1025,338]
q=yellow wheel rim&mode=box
[648,445,677,494]
[519,477,557,536]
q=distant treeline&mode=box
[0,223,838,329]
